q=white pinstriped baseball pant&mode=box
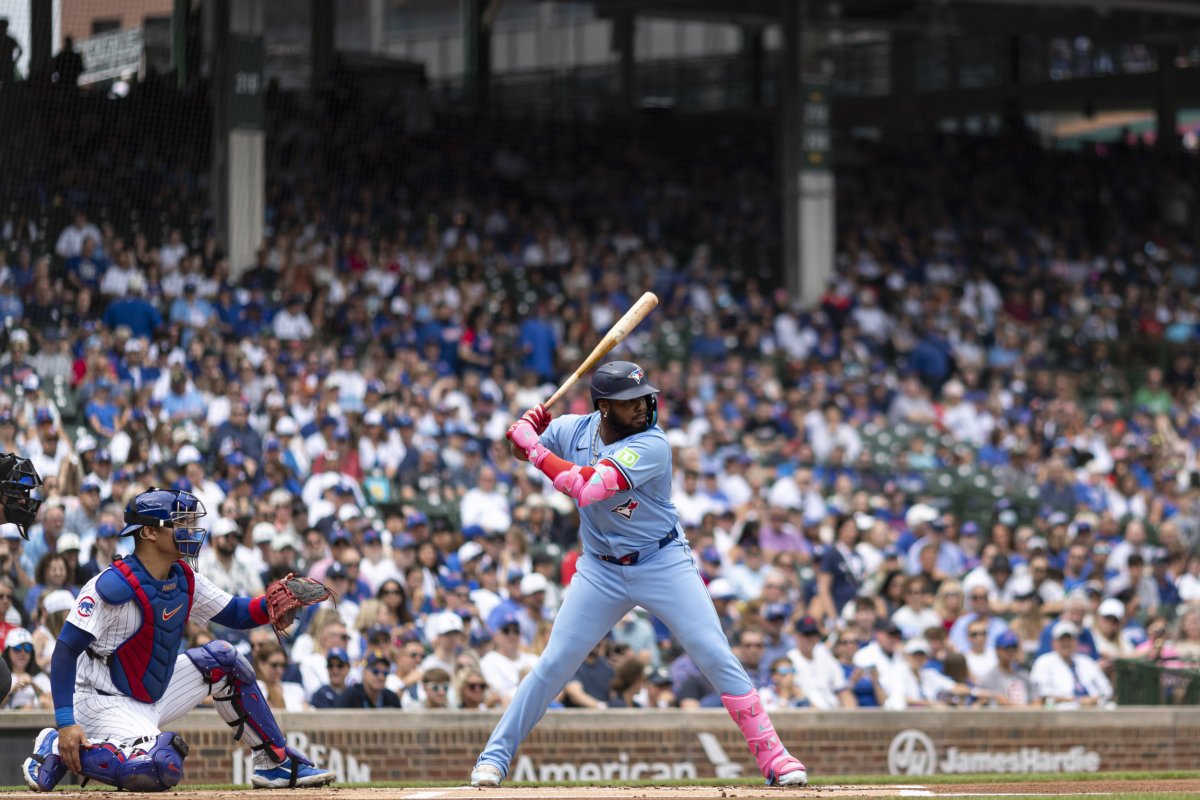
[66,653,273,768]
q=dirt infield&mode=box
[7,780,1200,799]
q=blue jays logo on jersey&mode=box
[611,498,639,519]
[627,366,645,384]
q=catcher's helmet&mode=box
[590,360,659,430]
[0,453,43,540]
[121,488,208,560]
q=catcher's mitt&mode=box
[265,573,335,639]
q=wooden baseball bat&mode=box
[544,291,659,410]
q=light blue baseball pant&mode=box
[477,540,753,775]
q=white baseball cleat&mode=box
[767,753,808,787]
[470,763,503,787]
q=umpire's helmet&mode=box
[121,488,208,560]
[590,361,659,430]
[0,453,43,540]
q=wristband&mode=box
[55,707,75,728]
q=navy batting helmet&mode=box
[590,361,659,430]
[121,488,208,561]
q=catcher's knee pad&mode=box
[185,641,296,766]
[80,733,188,792]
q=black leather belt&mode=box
[595,531,677,566]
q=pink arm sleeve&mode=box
[551,459,626,507]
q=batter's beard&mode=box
[606,417,645,441]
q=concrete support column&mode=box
[462,0,493,114]
[29,0,52,79]
[743,26,764,107]
[780,0,834,307]
[613,12,635,111]
[890,32,914,130]
[1156,45,1179,151]
[211,0,265,279]
[367,0,387,54]
[312,0,335,91]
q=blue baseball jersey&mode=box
[540,412,682,557]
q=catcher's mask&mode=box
[0,454,44,540]
[590,360,659,431]
[121,488,208,564]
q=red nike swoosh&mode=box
[162,605,183,621]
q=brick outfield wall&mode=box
[3,709,1200,785]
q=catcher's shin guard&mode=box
[185,641,313,770]
[78,733,189,792]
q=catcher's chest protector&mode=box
[102,558,195,702]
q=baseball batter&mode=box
[470,361,808,788]
[21,488,336,792]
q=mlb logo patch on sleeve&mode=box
[615,448,640,468]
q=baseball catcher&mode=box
[22,487,337,791]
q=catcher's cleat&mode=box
[470,763,503,787]
[252,758,336,789]
[766,753,808,787]
[23,727,67,792]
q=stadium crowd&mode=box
[3,84,1200,713]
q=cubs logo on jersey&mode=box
[627,366,645,384]
[77,595,96,617]
[611,498,639,519]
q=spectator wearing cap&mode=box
[0,576,21,645]
[4,627,49,709]
[459,466,511,535]
[906,515,966,581]
[480,610,539,704]
[35,588,78,671]
[1092,597,1138,665]
[320,561,362,630]
[327,345,369,412]
[158,358,206,423]
[759,602,796,670]
[1106,553,1158,616]
[706,578,739,638]
[975,630,1033,707]
[786,616,854,709]
[212,402,263,465]
[310,646,355,708]
[766,467,827,523]
[337,650,401,709]
[332,536,372,601]
[1149,550,1181,610]
[422,610,466,674]
[853,619,905,690]
[813,514,866,627]
[1035,591,1100,659]
[0,329,34,390]
[84,448,115,501]
[198,517,265,598]
[948,583,1012,653]
[273,295,315,341]
[884,637,973,709]
[298,614,355,698]
[63,479,103,545]
[75,521,119,585]
[1030,621,1112,708]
